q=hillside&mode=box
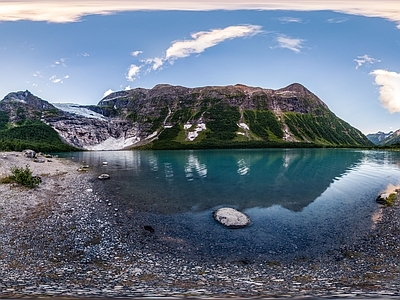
[367,130,400,146]
[0,84,373,151]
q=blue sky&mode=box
[0,1,399,134]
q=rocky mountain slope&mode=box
[367,130,400,146]
[0,83,372,151]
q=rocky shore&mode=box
[1,151,400,298]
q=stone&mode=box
[33,158,46,163]
[144,225,155,233]
[98,173,110,180]
[22,149,36,158]
[212,207,251,229]
[376,193,390,204]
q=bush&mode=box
[386,193,397,206]
[2,165,41,188]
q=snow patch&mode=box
[53,103,107,120]
[85,136,140,151]
[145,131,158,140]
[186,123,206,141]
[238,123,249,131]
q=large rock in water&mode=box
[212,207,251,229]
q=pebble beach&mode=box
[1,151,400,298]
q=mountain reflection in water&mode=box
[58,149,400,260]
[64,149,365,213]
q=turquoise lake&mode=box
[59,149,400,261]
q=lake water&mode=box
[59,149,400,261]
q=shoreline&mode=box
[1,151,400,298]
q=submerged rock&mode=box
[212,207,251,229]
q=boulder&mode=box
[212,207,251,229]
[98,173,110,180]
[376,192,397,206]
[22,149,36,158]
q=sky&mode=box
[0,1,399,134]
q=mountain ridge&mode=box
[0,83,373,151]
[367,130,400,146]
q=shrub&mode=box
[2,165,41,188]
[386,193,397,206]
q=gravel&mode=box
[1,152,400,298]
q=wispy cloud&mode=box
[279,17,303,23]
[131,50,142,57]
[127,24,262,79]
[370,69,400,113]
[1,1,399,29]
[126,64,141,81]
[354,54,381,69]
[164,25,262,62]
[275,35,305,53]
[326,18,348,24]
[33,71,43,78]
[51,57,68,67]
[49,75,69,84]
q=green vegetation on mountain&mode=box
[0,120,77,152]
[243,110,283,140]
[283,111,370,146]
[0,83,373,151]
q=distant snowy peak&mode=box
[52,103,107,120]
[366,130,395,145]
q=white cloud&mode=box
[126,64,141,81]
[52,58,68,67]
[131,24,262,77]
[165,25,262,61]
[125,86,131,90]
[1,1,399,29]
[354,54,381,69]
[131,50,143,57]
[370,69,400,113]
[103,89,114,97]
[33,71,42,78]
[141,25,262,71]
[49,74,69,84]
[326,18,348,24]
[144,57,164,71]
[275,35,305,53]
[279,17,303,23]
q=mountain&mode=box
[366,131,394,145]
[0,84,373,151]
[367,130,400,146]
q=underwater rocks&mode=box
[212,207,251,228]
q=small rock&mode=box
[144,225,155,233]
[212,207,251,229]
[98,174,110,180]
[33,158,46,163]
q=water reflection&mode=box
[59,148,395,213]
[184,153,207,181]
[57,149,400,260]
[237,158,250,176]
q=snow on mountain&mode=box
[52,103,107,120]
